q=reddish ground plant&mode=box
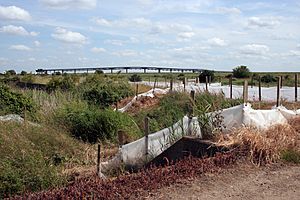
[11,151,238,200]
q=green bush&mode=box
[128,74,142,82]
[261,74,276,83]
[82,79,133,108]
[199,70,215,83]
[0,84,36,116]
[233,66,251,78]
[281,150,300,163]
[57,103,141,143]
[5,70,16,76]
[46,76,76,92]
[133,92,192,132]
[20,71,27,76]
[0,154,62,198]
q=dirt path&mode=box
[146,163,300,200]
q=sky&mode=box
[0,0,300,73]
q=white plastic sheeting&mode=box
[102,103,300,170]
[139,81,299,102]
[118,88,169,113]
[0,114,40,126]
[121,116,202,166]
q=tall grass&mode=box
[216,117,300,165]
[0,121,95,198]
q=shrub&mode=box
[233,66,251,78]
[281,150,300,164]
[0,84,36,116]
[95,70,104,74]
[57,103,141,143]
[128,74,142,82]
[177,73,185,81]
[82,79,133,108]
[261,74,276,83]
[20,71,27,76]
[46,76,76,92]
[5,70,16,76]
[133,92,192,132]
[199,70,215,83]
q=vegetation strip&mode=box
[11,151,238,200]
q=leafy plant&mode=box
[128,74,142,82]
[82,79,133,108]
[57,103,141,143]
[233,65,251,78]
[0,84,36,116]
[199,70,215,83]
[261,74,276,83]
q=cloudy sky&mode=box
[0,0,300,73]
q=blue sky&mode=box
[0,0,300,73]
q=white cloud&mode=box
[91,47,106,53]
[177,32,195,40]
[207,37,227,47]
[34,40,41,47]
[247,16,280,28]
[94,18,112,26]
[297,44,300,48]
[41,0,97,9]
[28,57,36,61]
[240,44,270,55]
[51,27,87,44]
[104,39,124,46]
[112,50,138,57]
[93,17,192,35]
[0,25,38,36]
[9,44,32,51]
[0,6,31,21]
[216,7,241,15]
[288,50,300,56]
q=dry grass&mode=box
[216,117,300,166]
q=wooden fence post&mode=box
[295,73,298,102]
[229,77,233,99]
[118,130,124,147]
[144,117,149,157]
[205,76,208,91]
[135,83,139,97]
[97,144,101,177]
[164,77,167,87]
[258,76,262,101]
[170,78,173,92]
[280,75,283,88]
[190,90,195,101]
[23,106,27,124]
[243,80,248,103]
[153,78,157,93]
[277,76,281,107]
[183,77,186,92]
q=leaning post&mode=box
[295,73,298,102]
[276,76,281,107]
[243,80,248,104]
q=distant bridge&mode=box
[36,66,206,74]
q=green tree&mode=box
[199,70,215,83]
[5,70,16,76]
[20,71,27,76]
[233,66,251,78]
[128,74,142,82]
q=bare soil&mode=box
[146,162,300,200]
